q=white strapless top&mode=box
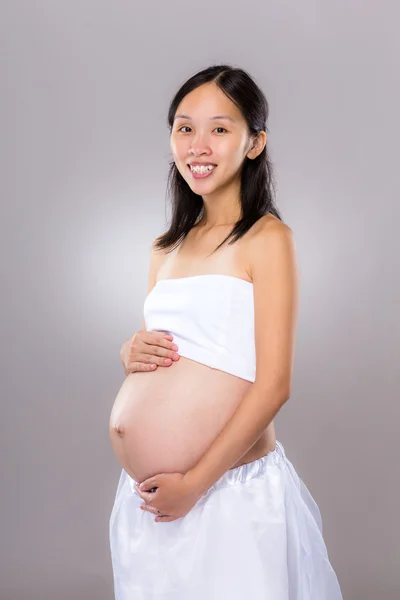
[143,274,255,382]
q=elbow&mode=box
[256,378,291,405]
[276,383,291,405]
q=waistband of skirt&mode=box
[127,441,286,497]
[207,440,286,493]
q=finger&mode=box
[148,345,180,359]
[129,338,179,364]
[155,515,178,522]
[135,485,159,502]
[142,332,173,348]
[141,345,179,361]
[127,361,158,372]
[146,333,179,353]
[140,505,160,515]
[137,478,158,491]
[154,331,174,341]
[129,351,176,367]
[140,353,174,366]
[136,489,156,502]
[127,336,168,363]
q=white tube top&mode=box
[143,274,255,382]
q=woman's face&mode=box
[170,82,255,195]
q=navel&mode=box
[114,423,125,437]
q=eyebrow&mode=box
[174,114,235,123]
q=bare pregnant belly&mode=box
[109,357,267,483]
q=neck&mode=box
[197,179,242,228]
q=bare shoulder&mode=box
[246,214,296,279]
[145,232,171,290]
[250,213,292,239]
[150,234,169,265]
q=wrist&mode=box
[184,467,209,499]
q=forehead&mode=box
[175,82,245,124]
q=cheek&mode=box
[170,137,186,160]
[220,139,246,163]
[231,140,248,162]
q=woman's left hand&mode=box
[135,472,201,522]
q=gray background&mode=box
[1,1,399,599]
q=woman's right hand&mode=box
[120,331,180,376]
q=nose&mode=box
[189,146,212,159]
[189,132,212,157]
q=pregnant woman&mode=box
[108,64,343,599]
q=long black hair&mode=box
[154,64,283,255]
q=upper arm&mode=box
[141,236,167,331]
[249,220,299,397]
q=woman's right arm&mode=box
[119,238,179,375]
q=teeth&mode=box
[190,164,216,173]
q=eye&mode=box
[177,126,228,134]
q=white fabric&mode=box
[143,274,256,382]
[109,441,343,599]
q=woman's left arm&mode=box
[186,220,300,497]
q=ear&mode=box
[247,130,267,160]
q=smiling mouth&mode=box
[187,164,217,179]
[188,163,217,169]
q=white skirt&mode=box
[109,441,343,599]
